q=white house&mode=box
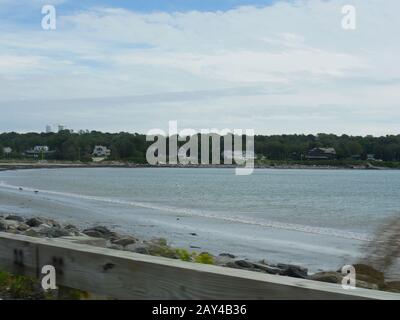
[92,145,111,157]
[3,147,12,155]
[223,150,256,163]
[33,146,49,153]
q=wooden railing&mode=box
[0,232,399,300]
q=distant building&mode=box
[25,146,55,159]
[58,125,66,132]
[46,125,52,133]
[92,145,111,157]
[305,147,336,160]
[367,154,376,161]
[223,150,256,163]
[3,147,12,155]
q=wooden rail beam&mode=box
[0,232,399,300]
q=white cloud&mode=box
[0,0,399,135]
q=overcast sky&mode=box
[0,0,399,135]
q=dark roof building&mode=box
[305,147,336,160]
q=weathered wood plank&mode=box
[0,232,399,300]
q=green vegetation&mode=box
[0,270,43,299]
[0,270,90,300]
[194,252,215,265]
[144,239,215,265]
[1,131,400,165]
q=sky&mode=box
[0,0,399,135]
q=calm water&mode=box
[1,168,399,272]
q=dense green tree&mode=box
[1,131,400,163]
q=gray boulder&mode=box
[0,219,20,231]
[112,236,137,247]
[26,217,44,227]
[17,223,30,232]
[309,271,343,284]
[83,226,116,239]
[252,262,283,275]
[5,215,24,222]
[277,263,308,279]
[219,253,236,259]
[125,243,150,255]
[233,260,255,269]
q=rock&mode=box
[17,223,30,231]
[112,236,137,247]
[25,224,71,238]
[310,271,343,284]
[134,247,150,255]
[252,262,283,275]
[60,236,107,248]
[108,244,124,251]
[383,281,400,293]
[125,243,150,255]
[147,238,168,246]
[189,233,198,236]
[219,253,236,259]
[24,228,40,237]
[5,215,24,222]
[234,260,255,269]
[26,217,44,227]
[0,220,7,231]
[83,230,103,238]
[64,224,79,231]
[356,280,379,290]
[26,217,60,228]
[225,261,242,269]
[215,255,234,266]
[351,264,384,288]
[83,226,116,239]
[46,227,72,238]
[277,264,308,279]
[0,219,20,231]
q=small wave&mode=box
[0,181,371,241]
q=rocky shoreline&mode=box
[0,161,394,172]
[1,214,399,295]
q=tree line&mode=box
[1,131,400,163]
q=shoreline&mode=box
[1,213,398,294]
[0,161,396,172]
